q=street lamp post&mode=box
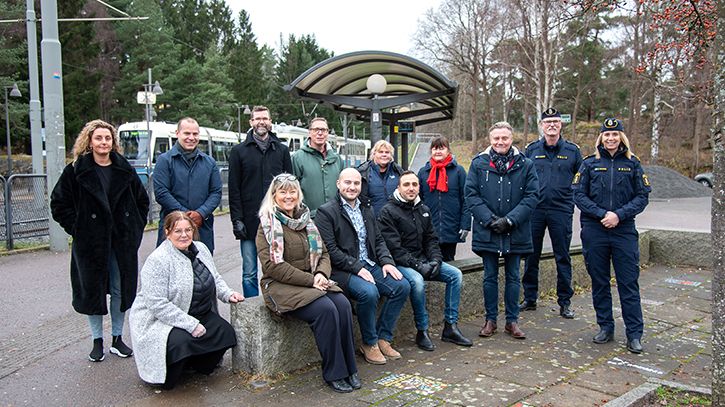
[140,69,162,222]
[233,103,250,141]
[366,74,387,145]
[142,68,162,176]
[4,83,22,175]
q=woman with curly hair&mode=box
[51,119,149,362]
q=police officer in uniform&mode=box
[520,108,582,319]
[572,118,651,354]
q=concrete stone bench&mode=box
[231,232,655,376]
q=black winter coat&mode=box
[50,152,149,315]
[315,194,395,291]
[377,194,443,269]
[228,130,292,236]
[417,158,471,243]
[464,146,539,255]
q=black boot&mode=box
[415,330,435,351]
[110,335,133,358]
[89,338,104,362]
[441,322,473,346]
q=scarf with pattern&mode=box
[427,154,453,192]
[489,147,514,174]
[260,204,322,272]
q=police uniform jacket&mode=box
[417,158,471,243]
[377,193,443,269]
[315,194,395,291]
[50,151,150,315]
[228,129,292,237]
[525,137,582,213]
[153,142,222,251]
[464,146,540,254]
[572,145,651,225]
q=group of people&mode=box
[49,105,651,393]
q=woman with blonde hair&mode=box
[573,118,651,354]
[51,119,149,362]
[256,173,359,393]
[357,140,404,215]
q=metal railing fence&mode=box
[2,174,49,250]
[2,168,232,250]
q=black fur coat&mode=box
[51,151,149,315]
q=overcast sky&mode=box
[225,0,442,56]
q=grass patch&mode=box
[653,386,711,406]
[0,240,49,255]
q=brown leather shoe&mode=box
[359,344,386,365]
[479,320,497,337]
[504,322,526,339]
[377,339,401,360]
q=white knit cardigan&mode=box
[129,240,234,384]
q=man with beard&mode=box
[316,168,410,365]
[228,106,292,297]
[377,171,472,351]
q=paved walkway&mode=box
[0,197,712,406]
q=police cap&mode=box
[541,107,561,120]
[601,118,624,132]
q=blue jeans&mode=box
[88,252,124,338]
[398,262,463,330]
[345,264,410,345]
[480,252,521,323]
[240,239,259,298]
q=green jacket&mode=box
[291,141,344,217]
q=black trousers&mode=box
[287,292,358,382]
[164,348,226,389]
[439,243,457,262]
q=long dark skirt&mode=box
[164,311,236,388]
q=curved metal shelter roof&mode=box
[284,51,458,126]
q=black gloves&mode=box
[416,260,441,280]
[485,215,499,228]
[233,220,247,240]
[428,261,441,280]
[490,216,513,234]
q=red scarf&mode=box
[427,154,453,192]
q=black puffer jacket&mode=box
[182,243,216,317]
[377,192,442,269]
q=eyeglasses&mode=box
[274,173,297,182]
[310,127,329,134]
[171,227,194,236]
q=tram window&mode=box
[198,140,209,154]
[153,138,170,163]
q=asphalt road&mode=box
[0,196,711,405]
